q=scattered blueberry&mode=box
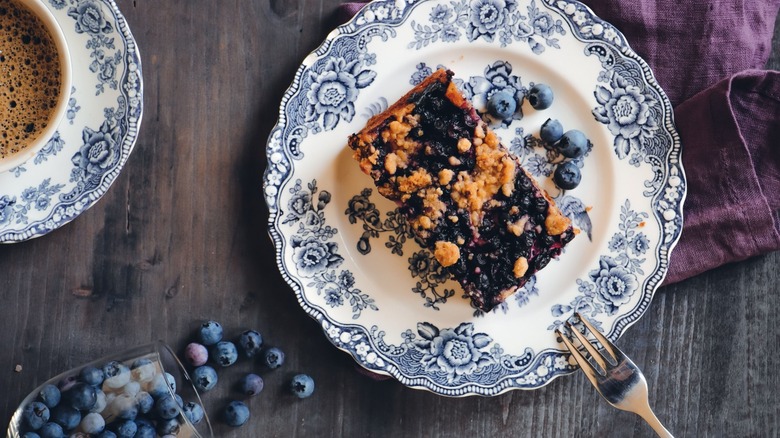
[80,412,106,435]
[290,374,315,399]
[102,361,131,389]
[262,347,285,369]
[553,161,582,190]
[528,83,554,110]
[154,395,180,420]
[37,384,61,409]
[192,366,218,392]
[540,118,564,144]
[136,391,153,415]
[185,342,209,367]
[222,401,250,427]
[211,341,238,367]
[79,366,105,387]
[557,129,590,159]
[238,330,263,358]
[112,420,137,438]
[22,401,50,430]
[487,90,517,120]
[50,405,80,431]
[97,431,117,438]
[238,373,264,397]
[64,382,97,411]
[37,422,63,438]
[156,418,180,436]
[198,320,223,346]
[182,402,205,425]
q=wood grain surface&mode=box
[1,1,779,437]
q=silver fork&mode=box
[556,313,674,438]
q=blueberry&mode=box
[238,330,263,358]
[238,373,264,397]
[21,433,40,438]
[198,320,223,346]
[133,423,155,438]
[102,361,131,389]
[553,161,582,190]
[557,129,590,158]
[211,341,238,367]
[79,366,104,387]
[262,347,285,369]
[110,394,138,420]
[37,384,61,409]
[528,83,554,110]
[147,372,176,398]
[136,391,153,414]
[184,342,209,367]
[156,419,180,436]
[540,118,563,143]
[182,402,204,425]
[112,420,136,438]
[222,401,250,427]
[122,381,141,397]
[154,395,180,420]
[97,431,117,438]
[37,423,63,438]
[192,366,218,392]
[80,412,105,434]
[50,405,80,431]
[290,374,315,399]
[130,359,156,383]
[89,390,107,414]
[487,90,517,120]
[22,401,50,430]
[64,382,96,411]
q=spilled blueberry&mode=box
[238,373,264,397]
[290,374,315,399]
[211,341,238,367]
[557,129,590,159]
[198,320,223,346]
[192,366,218,392]
[262,347,285,369]
[182,401,205,425]
[487,90,517,120]
[184,342,209,367]
[238,330,263,358]
[222,401,250,427]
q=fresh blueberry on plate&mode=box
[262,347,285,369]
[487,90,517,120]
[37,384,60,409]
[540,118,564,144]
[238,330,263,358]
[192,366,218,392]
[211,341,238,367]
[528,83,554,110]
[290,374,315,399]
[222,401,250,427]
[198,320,223,346]
[554,161,582,190]
[238,373,264,397]
[557,129,590,159]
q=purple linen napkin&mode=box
[336,1,780,285]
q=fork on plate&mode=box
[557,313,674,438]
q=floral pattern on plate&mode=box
[265,0,684,396]
[0,0,142,243]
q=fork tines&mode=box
[556,312,619,376]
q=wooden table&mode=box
[2,1,779,437]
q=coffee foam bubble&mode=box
[0,0,62,159]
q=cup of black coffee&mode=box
[0,0,72,173]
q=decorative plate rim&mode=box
[264,0,685,396]
[0,0,144,244]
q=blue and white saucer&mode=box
[0,0,142,243]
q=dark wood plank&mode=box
[1,2,779,437]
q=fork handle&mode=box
[636,406,674,438]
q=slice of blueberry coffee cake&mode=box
[348,69,576,312]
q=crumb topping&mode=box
[545,210,570,236]
[513,257,529,278]
[507,215,529,237]
[434,241,460,267]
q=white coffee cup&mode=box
[0,0,72,173]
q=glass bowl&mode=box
[6,341,213,438]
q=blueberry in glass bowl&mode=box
[6,342,214,438]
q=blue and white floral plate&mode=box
[0,0,142,243]
[264,0,684,396]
